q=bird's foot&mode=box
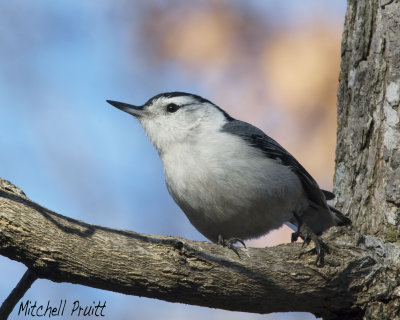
[217,235,246,258]
[297,224,329,267]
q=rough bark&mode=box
[335,0,400,239]
[333,0,400,317]
[0,178,400,320]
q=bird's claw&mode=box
[297,224,329,267]
[218,235,246,258]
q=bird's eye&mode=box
[166,103,180,113]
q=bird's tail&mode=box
[328,205,352,227]
[286,204,351,234]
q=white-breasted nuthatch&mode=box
[107,92,350,264]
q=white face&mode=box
[108,93,229,155]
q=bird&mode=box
[107,92,351,265]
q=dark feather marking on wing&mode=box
[221,120,328,208]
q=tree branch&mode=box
[0,178,399,319]
[0,269,38,319]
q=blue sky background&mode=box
[0,1,346,319]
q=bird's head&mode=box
[107,92,233,154]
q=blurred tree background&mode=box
[0,1,345,319]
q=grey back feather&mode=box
[221,120,329,209]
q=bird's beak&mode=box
[106,100,147,118]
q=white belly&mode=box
[161,134,305,242]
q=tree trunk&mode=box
[335,0,400,238]
[334,0,400,317]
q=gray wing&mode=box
[221,120,329,209]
